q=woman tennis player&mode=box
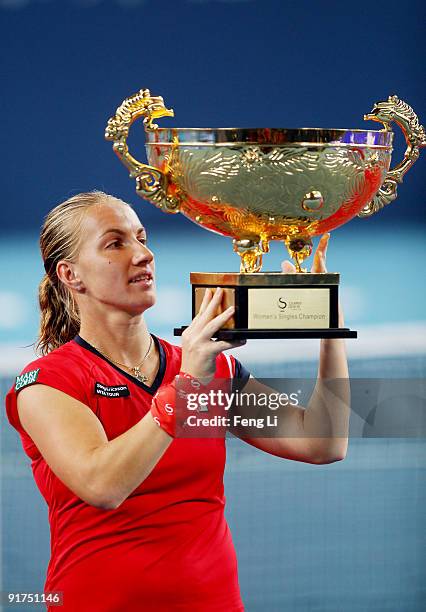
[5,191,349,611]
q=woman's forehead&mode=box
[83,201,143,234]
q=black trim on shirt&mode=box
[232,358,251,393]
[72,334,166,396]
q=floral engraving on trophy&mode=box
[241,146,263,170]
[172,145,378,224]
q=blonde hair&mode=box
[36,190,130,355]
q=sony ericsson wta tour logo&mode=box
[15,368,40,391]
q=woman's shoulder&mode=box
[4,340,93,457]
[14,339,92,389]
[6,340,94,425]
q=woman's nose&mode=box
[132,241,154,265]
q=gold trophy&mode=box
[105,89,425,339]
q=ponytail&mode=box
[36,273,80,356]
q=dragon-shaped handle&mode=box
[105,88,180,213]
[359,95,426,217]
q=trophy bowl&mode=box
[105,90,425,339]
[143,125,393,272]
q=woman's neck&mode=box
[78,315,152,366]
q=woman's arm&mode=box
[287,234,350,460]
[17,385,173,510]
[232,331,349,464]
[230,234,350,464]
[304,309,349,461]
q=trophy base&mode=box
[174,327,357,340]
[174,271,357,341]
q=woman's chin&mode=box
[129,296,156,315]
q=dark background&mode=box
[1,0,425,235]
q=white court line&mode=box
[0,321,425,375]
[172,321,426,366]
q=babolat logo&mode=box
[15,368,40,391]
[95,382,130,398]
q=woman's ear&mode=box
[56,261,85,292]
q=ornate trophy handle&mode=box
[359,95,426,217]
[105,88,180,213]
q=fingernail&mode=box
[227,306,235,312]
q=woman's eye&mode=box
[106,237,146,248]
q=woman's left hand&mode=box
[281,233,329,274]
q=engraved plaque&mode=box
[248,288,330,329]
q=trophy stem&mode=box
[293,253,305,273]
[233,239,265,273]
[284,237,313,273]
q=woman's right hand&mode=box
[180,288,246,380]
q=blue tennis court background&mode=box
[1,0,425,610]
[1,228,425,611]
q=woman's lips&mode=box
[129,277,154,288]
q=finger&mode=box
[191,287,220,327]
[311,234,329,273]
[317,233,330,256]
[197,287,213,316]
[311,250,327,273]
[281,260,297,273]
[202,305,235,338]
[186,289,212,333]
[196,287,225,324]
[188,288,224,333]
[213,339,247,352]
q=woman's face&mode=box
[72,200,156,316]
